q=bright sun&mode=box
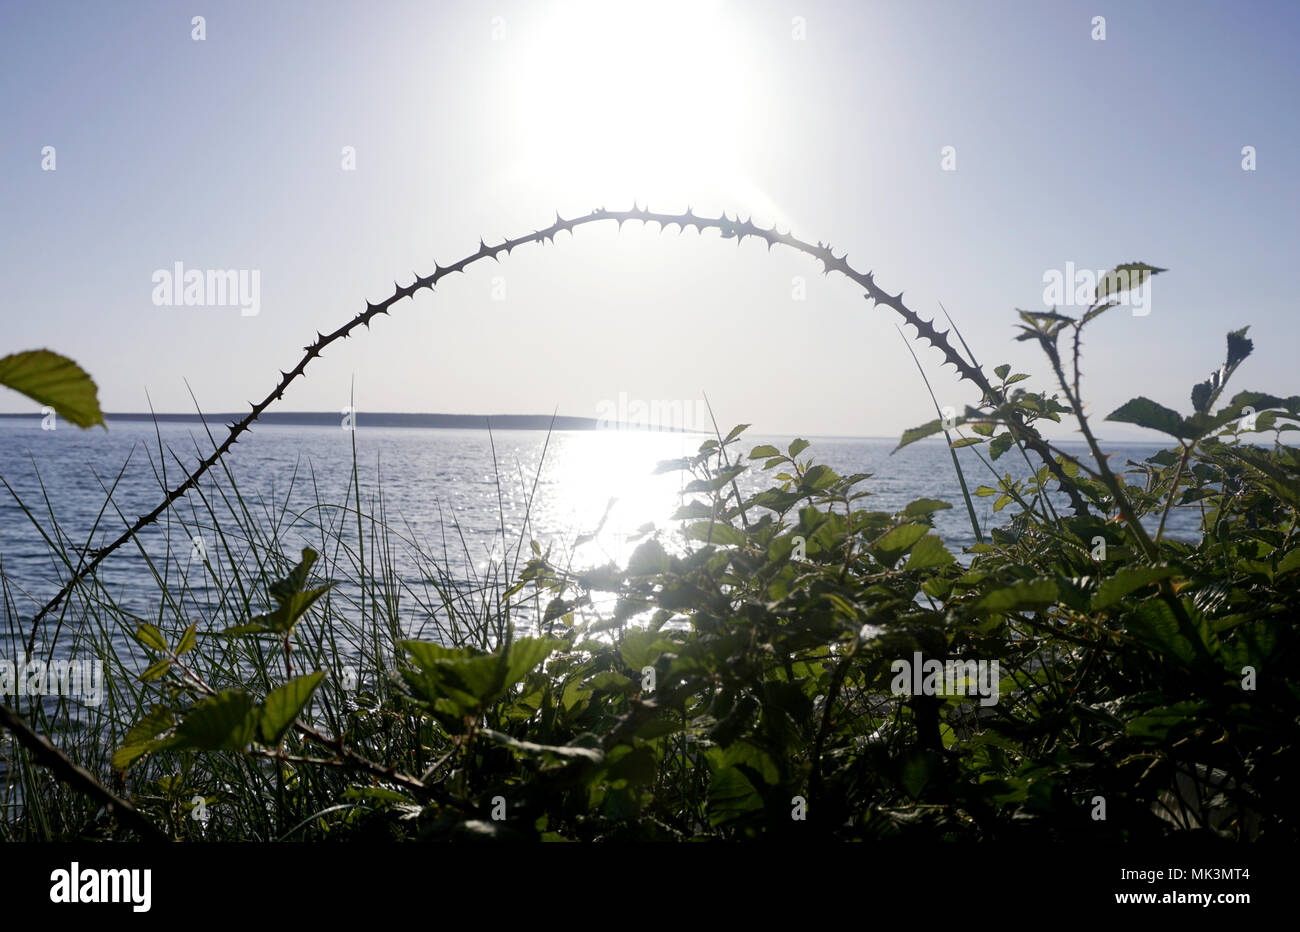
[511,0,762,206]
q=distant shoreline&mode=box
[0,411,699,432]
[0,411,1203,444]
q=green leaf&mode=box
[247,548,334,635]
[1093,262,1166,306]
[707,742,777,826]
[1092,566,1179,610]
[1126,601,1197,665]
[748,444,780,459]
[1275,548,1300,577]
[502,637,559,689]
[788,438,810,458]
[479,728,604,766]
[989,432,1015,460]
[685,521,746,546]
[974,578,1059,613]
[401,642,503,712]
[111,705,175,771]
[1194,391,1287,437]
[134,623,167,652]
[221,621,273,636]
[901,498,953,518]
[653,457,694,475]
[618,629,678,670]
[0,349,104,428]
[1190,329,1255,418]
[139,659,171,682]
[1225,326,1253,369]
[398,637,559,722]
[627,538,670,576]
[723,423,750,443]
[872,524,928,565]
[173,690,259,752]
[670,500,714,521]
[1106,397,1191,439]
[1126,700,1205,740]
[259,671,325,744]
[905,535,955,571]
[177,622,198,655]
[895,418,963,453]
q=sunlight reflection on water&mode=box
[0,418,1198,645]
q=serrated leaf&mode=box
[905,535,955,571]
[480,728,604,765]
[872,524,928,561]
[259,671,325,744]
[139,659,171,682]
[135,623,167,652]
[895,417,965,452]
[1094,262,1165,306]
[902,498,953,517]
[1092,566,1179,610]
[0,349,104,428]
[173,690,259,752]
[1225,326,1252,369]
[1106,397,1191,439]
[974,578,1059,613]
[685,521,746,546]
[111,705,174,771]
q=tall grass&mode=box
[1,411,558,840]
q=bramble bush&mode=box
[90,287,1300,841]
[3,218,1296,841]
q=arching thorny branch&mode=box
[26,205,1088,652]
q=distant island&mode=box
[0,411,701,431]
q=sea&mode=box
[0,416,1199,647]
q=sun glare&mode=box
[511,0,755,202]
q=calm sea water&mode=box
[0,417,1195,643]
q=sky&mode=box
[1,0,1297,440]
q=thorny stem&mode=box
[1155,443,1193,545]
[27,205,1088,654]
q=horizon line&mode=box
[0,410,1178,444]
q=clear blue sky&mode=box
[1,0,1297,440]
